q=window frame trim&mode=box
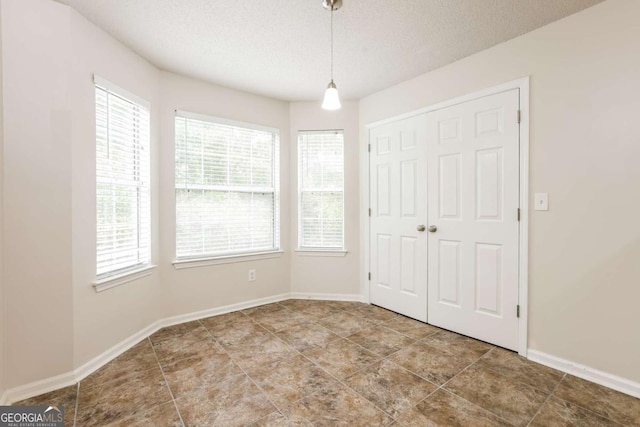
[93,264,157,293]
[172,250,284,270]
[94,75,151,109]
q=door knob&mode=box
[417,224,426,232]
[428,225,438,233]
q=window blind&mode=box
[298,130,344,249]
[95,81,151,277]
[175,112,280,259]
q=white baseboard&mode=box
[2,292,364,404]
[528,349,640,399]
[2,367,78,406]
[160,293,291,328]
[289,292,366,303]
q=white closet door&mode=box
[369,115,428,321]
[426,89,520,350]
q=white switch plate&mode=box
[534,193,549,211]
[248,269,256,282]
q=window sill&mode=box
[294,249,348,257]
[92,265,157,293]
[173,250,284,270]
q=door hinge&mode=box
[368,144,371,153]
[368,272,371,281]
[517,110,521,124]
[517,305,520,318]
[517,208,520,221]
[368,208,371,217]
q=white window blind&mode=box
[95,80,151,278]
[175,112,280,259]
[298,130,344,249]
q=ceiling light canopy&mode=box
[321,0,342,110]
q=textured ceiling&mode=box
[57,0,603,101]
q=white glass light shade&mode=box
[322,82,341,110]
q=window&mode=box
[298,130,344,250]
[95,77,151,278]
[175,112,280,260]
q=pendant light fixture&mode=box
[321,0,342,110]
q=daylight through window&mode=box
[95,79,151,277]
[298,130,344,249]
[175,112,280,259]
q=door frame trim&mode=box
[361,77,530,356]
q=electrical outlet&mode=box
[248,269,256,282]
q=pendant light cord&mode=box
[330,4,334,82]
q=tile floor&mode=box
[14,300,640,426]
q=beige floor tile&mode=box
[199,311,253,333]
[246,354,339,408]
[149,321,203,344]
[162,351,244,399]
[395,389,511,427]
[76,367,173,426]
[444,364,549,426]
[476,347,564,393]
[252,309,310,333]
[302,338,381,380]
[553,374,640,426]
[319,311,376,337]
[103,401,183,427]
[421,330,494,361]
[347,326,414,356]
[248,411,312,426]
[277,299,316,311]
[325,300,368,311]
[152,328,222,365]
[175,373,276,427]
[82,339,158,390]
[209,320,271,346]
[19,299,639,427]
[224,333,297,369]
[389,341,473,385]
[345,359,438,418]
[529,396,622,427]
[243,303,290,317]
[382,316,441,340]
[352,304,400,323]
[282,382,392,426]
[278,299,343,319]
[296,304,344,321]
[276,321,340,352]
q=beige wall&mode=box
[157,72,291,318]
[0,0,4,399]
[2,0,75,389]
[359,0,640,382]
[289,101,361,296]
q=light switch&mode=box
[534,193,549,211]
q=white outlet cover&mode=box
[534,193,549,211]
